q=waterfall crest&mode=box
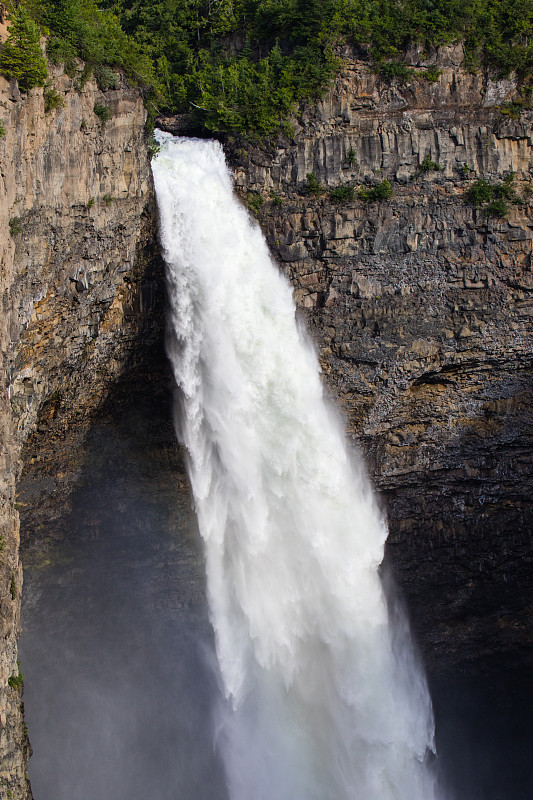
[152,132,441,800]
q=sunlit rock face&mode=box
[0,65,155,799]
[211,48,533,672]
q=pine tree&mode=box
[0,7,48,91]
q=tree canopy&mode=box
[2,0,533,134]
[106,0,533,134]
[0,6,47,90]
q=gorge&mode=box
[0,43,532,800]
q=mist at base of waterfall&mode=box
[19,406,229,800]
[17,385,533,800]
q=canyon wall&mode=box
[0,65,156,799]
[222,46,533,671]
[2,43,533,798]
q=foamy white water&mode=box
[152,132,440,800]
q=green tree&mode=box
[41,0,154,86]
[0,7,48,91]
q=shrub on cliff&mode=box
[330,185,355,203]
[7,663,23,690]
[375,61,414,83]
[9,217,22,236]
[93,101,112,123]
[246,191,264,214]
[44,85,65,112]
[464,179,495,205]
[358,180,394,202]
[94,65,119,90]
[0,7,48,91]
[498,100,523,119]
[464,175,520,216]
[417,154,442,174]
[485,198,509,217]
[306,172,325,197]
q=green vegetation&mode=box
[418,66,442,82]
[7,663,23,690]
[346,147,357,167]
[329,184,355,203]
[103,192,114,205]
[0,6,48,91]
[0,122,5,137]
[417,153,442,173]
[485,197,509,216]
[306,172,325,196]
[94,64,119,90]
[464,174,520,215]
[44,85,65,112]
[358,179,393,202]
[73,63,93,90]
[4,0,533,137]
[0,0,153,102]
[93,101,111,123]
[375,60,413,83]
[247,191,264,213]
[380,62,441,84]
[101,0,533,135]
[36,0,153,86]
[464,178,496,204]
[86,197,95,208]
[147,134,160,160]
[9,217,22,236]
[498,100,523,119]
[10,572,16,600]
[270,190,283,207]
[109,0,343,136]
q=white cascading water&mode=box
[152,132,441,800]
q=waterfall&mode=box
[152,132,441,800]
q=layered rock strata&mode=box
[225,49,533,670]
[0,66,154,799]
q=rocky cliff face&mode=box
[224,48,533,671]
[0,65,155,799]
[4,43,533,799]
